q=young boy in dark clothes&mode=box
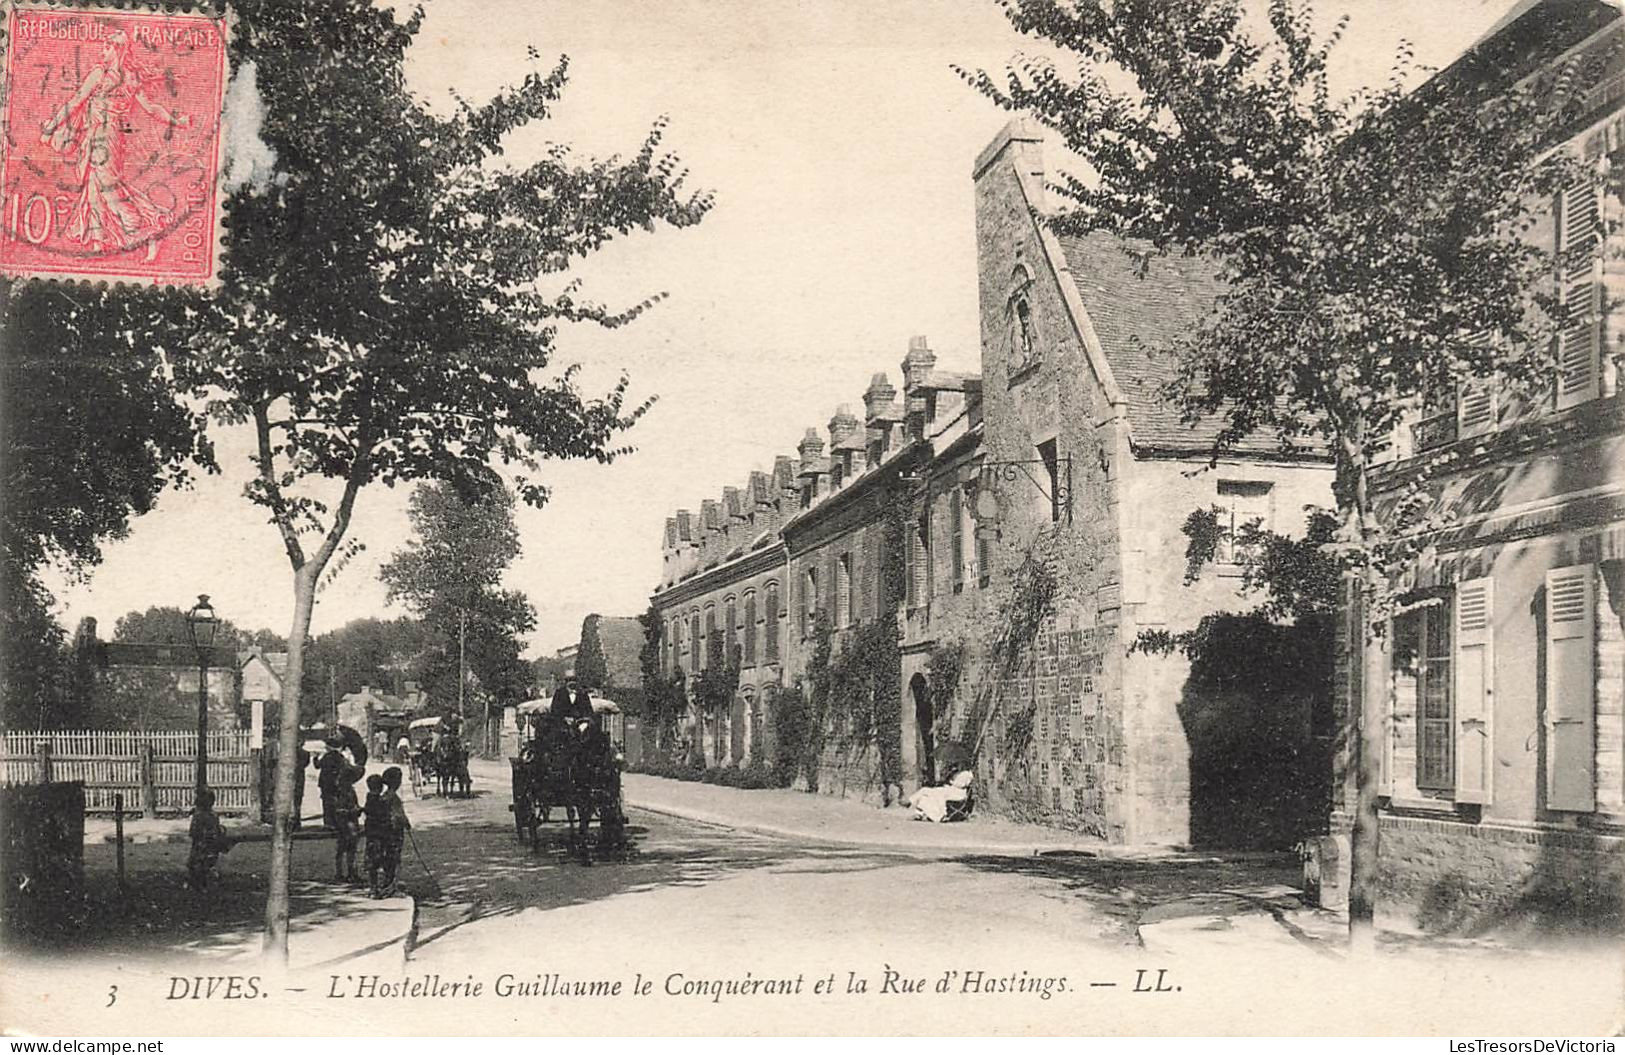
[362,773,387,897]
[187,788,232,891]
[380,766,411,896]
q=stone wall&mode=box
[1376,813,1624,936]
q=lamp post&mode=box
[186,594,221,802]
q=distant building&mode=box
[337,682,423,754]
[237,647,287,746]
[594,616,643,692]
[82,640,242,732]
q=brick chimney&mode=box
[901,335,936,390]
[749,470,772,509]
[828,404,861,448]
[773,456,798,502]
[798,428,825,471]
[723,486,747,523]
[863,375,897,422]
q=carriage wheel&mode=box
[600,789,627,850]
[510,766,532,842]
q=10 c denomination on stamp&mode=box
[0,2,228,286]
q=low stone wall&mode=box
[1376,813,1624,936]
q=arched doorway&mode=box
[909,673,934,785]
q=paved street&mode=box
[373,768,1623,1035]
[5,763,1623,1036]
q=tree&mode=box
[969,0,1588,943]
[112,605,245,648]
[380,482,538,740]
[186,2,709,960]
[575,613,608,690]
[304,615,433,721]
[0,283,210,727]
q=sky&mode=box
[41,0,1517,657]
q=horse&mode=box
[515,716,623,863]
[433,735,472,797]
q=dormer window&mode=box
[1007,264,1038,379]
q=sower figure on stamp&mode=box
[316,726,367,884]
[39,30,191,257]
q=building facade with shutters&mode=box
[1334,0,1625,931]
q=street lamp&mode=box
[186,594,220,802]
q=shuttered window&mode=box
[764,584,780,662]
[949,489,964,590]
[743,594,757,665]
[836,554,852,628]
[905,518,919,608]
[690,613,701,673]
[1546,564,1597,812]
[1414,598,1454,793]
[802,569,818,637]
[725,599,737,662]
[1456,333,1498,439]
[1454,577,1495,804]
[1557,177,1602,409]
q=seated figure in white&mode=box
[907,769,975,823]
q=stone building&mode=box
[898,122,1335,845]
[336,682,424,754]
[649,125,1337,847]
[1331,0,1625,931]
[650,457,800,765]
[782,342,984,797]
[81,640,242,733]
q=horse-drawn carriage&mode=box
[407,715,473,798]
[509,695,628,860]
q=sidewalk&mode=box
[620,772,1271,861]
[62,813,416,976]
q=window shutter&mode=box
[1557,178,1602,409]
[1457,381,1497,436]
[1377,611,1393,797]
[1545,564,1597,812]
[1456,334,1497,438]
[1454,577,1495,804]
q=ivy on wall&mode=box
[799,485,910,799]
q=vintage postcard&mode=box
[1,0,1622,1039]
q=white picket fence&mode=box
[1,729,258,815]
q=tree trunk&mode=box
[1346,442,1382,952]
[263,564,319,964]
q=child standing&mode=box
[186,788,232,891]
[380,766,411,896]
[361,773,387,897]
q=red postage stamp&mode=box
[0,3,228,286]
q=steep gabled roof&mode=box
[1055,231,1320,458]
